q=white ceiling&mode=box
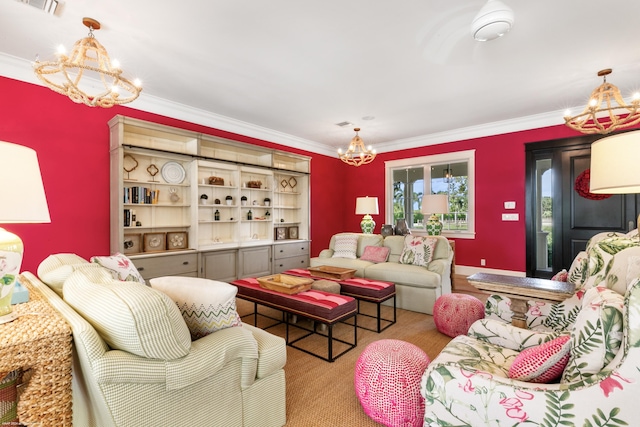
[2,0,640,156]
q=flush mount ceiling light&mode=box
[472,0,514,41]
[337,128,376,167]
[564,69,640,134]
[33,17,142,108]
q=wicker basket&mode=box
[208,176,224,185]
[257,274,313,294]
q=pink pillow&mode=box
[551,269,568,282]
[360,246,390,263]
[508,335,571,383]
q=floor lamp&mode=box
[0,142,50,323]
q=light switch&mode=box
[504,201,516,209]
[502,213,519,221]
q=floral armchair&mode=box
[485,230,640,331]
[420,277,640,426]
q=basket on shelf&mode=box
[208,176,224,185]
[247,181,262,189]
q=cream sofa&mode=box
[24,254,286,427]
[310,233,453,314]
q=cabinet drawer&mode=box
[273,255,309,273]
[133,252,198,280]
[274,241,309,259]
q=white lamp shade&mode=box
[590,131,640,194]
[355,197,379,215]
[0,141,51,223]
[422,194,449,214]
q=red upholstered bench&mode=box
[284,269,396,332]
[232,278,358,362]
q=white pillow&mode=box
[64,269,191,360]
[150,276,242,340]
[332,234,358,259]
[91,253,146,285]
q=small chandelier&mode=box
[337,128,376,167]
[564,69,640,134]
[33,17,142,108]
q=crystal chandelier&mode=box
[337,128,376,167]
[33,18,142,108]
[564,69,640,134]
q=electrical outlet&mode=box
[480,259,486,266]
[504,201,516,209]
[502,213,519,221]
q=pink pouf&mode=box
[433,293,485,337]
[354,339,430,427]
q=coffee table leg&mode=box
[510,298,529,329]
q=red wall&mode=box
[0,76,583,274]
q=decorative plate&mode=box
[161,161,186,184]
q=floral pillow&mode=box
[399,235,438,267]
[332,234,358,259]
[360,246,390,263]
[508,335,571,383]
[551,269,568,282]
[90,253,146,285]
[561,286,624,384]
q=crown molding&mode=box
[2,51,570,158]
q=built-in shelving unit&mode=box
[109,115,310,280]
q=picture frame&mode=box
[123,233,142,254]
[287,226,299,240]
[166,231,189,250]
[143,232,167,252]
[275,227,287,241]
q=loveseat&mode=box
[25,253,286,427]
[310,233,453,314]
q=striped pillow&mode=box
[64,269,191,360]
[332,234,358,259]
[150,276,242,340]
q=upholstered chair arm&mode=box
[92,326,259,391]
[318,249,334,258]
[468,318,563,351]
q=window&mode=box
[385,150,475,238]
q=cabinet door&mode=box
[201,250,237,282]
[238,246,272,278]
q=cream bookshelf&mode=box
[109,115,310,280]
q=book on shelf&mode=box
[124,186,161,204]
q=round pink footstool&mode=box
[433,293,485,337]
[354,339,430,427]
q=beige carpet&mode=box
[236,299,452,427]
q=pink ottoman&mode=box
[354,339,430,427]
[433,293,485,337]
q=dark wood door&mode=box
[526,135,638,278]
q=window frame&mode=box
[384,149,476,239]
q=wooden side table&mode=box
[0,274,72,426]
[467,272,575,329]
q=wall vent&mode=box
[18,0,60,16]
[335,121,354,127]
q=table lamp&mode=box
[356,196,379,234]
[0,141,50,323]
[422,194,449,235]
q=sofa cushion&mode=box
[561,286,624,384]
[360,246,390,263]
[332,234,359,259]
[91,253,146,285]
[37,253,100,296]
[508,335,571,383]
[64,269,191,360]
[150,276,242,340]
[366,262,441,289]
[399,235,438,267]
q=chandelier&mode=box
[564,69,640,134]
[33,17,142,108]
[337,128,376,167]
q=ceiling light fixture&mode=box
[33,17,142,108]
[471,0,514,42]
[564,69,640,134]
[337,128,376,167]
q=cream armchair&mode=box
[24,255,286,427]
